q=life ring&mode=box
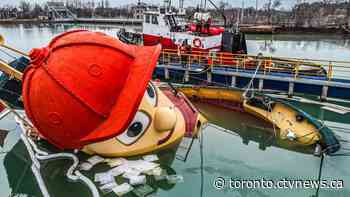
[193,38,202,48]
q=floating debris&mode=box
[133,184,154,197]
[87,155,184,195]
[79,155,105,171]
[122,168,142,179]
[112,183,134,196]
[129,175,147,186]
[142,154,159,162]
[105,158,127,167]
[108,167,124,177]
[145,166,163,176]
[94,172,115,185]
[125,159,160,173]
[154,170,168,181]
[88,155,105,165]
[166,175,184,184]
[99,181,118,194]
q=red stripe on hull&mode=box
[143,34,177,49]
[143,34,222,52]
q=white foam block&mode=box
[129,175,147,186]
[94,173,115,184]
[109,167,124,177]
[167,175,184,184]
[79,162,93,171]
[122,168,142,179]
[87,155,105,165]
[142,154,159,162]
[112,183,134,196]
[127,160,159,173]
[100,181,118,194]
[149,167,163,176]
[106,158,127,167]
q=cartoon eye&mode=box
[116,111,150,145]
[144,82,157,106]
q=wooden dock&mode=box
[74,18,142,25]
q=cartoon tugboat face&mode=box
[22,30,206,157]
[83,82,206,157]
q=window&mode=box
[151,15,158,25]
[145,15,150,23]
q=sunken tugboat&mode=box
[21,30,207,157]
[0,30,340,157]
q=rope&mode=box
[13,114,100,197]
[243,59,262,99]
[266,101,277,138]
[315,154,324,197]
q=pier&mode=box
[0,1,143,26]
[155,50,350,100]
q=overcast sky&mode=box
[0,0,322,9]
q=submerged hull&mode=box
[176,85,340,154]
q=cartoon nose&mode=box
[154,107,177,132]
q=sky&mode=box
[0,0,322,10]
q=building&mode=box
[132,1,159,19]
[46,1,76,20]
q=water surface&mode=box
[0,24,350,197]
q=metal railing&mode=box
[159,49,350,81]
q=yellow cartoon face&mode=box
[82,82,207,157]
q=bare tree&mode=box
[264,0,281,24]
[19,1,30,13]
[272,0,281,9]
[105,0,110,8]
[32,4,43,17]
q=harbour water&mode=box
[0,24,350,197]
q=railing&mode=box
[159,49,350,81]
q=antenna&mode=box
[164,0,172,12]
[179,0,184,9]
[206,0,227,27]
[241,0,244,24]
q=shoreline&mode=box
[0,19,348,35]
[0,18,142,26]
[239,25,347,35]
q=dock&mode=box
[154,50,350,100]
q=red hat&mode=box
[22,30,161,149]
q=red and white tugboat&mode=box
[117,5,326,77]
[119,7,247,54]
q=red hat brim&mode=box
[79,44,162,145]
